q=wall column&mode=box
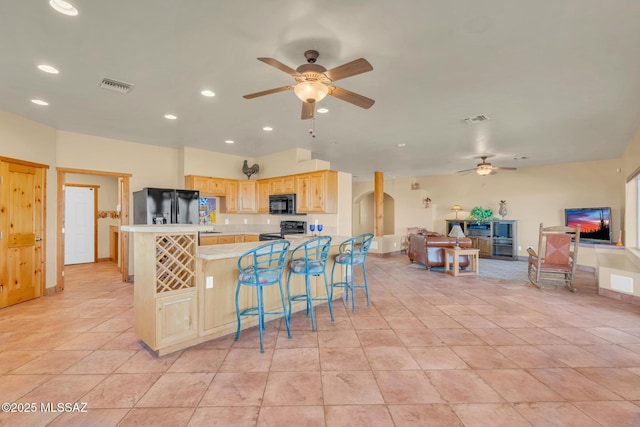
[374,171,384,236]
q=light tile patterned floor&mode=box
[1,257,640,426]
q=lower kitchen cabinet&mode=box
[156,291,198,348]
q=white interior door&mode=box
[65,186,95,265]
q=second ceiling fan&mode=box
[243,50,375,119]
[458,155,518,176]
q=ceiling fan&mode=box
[458,155,517,176]
[243,50,375,120]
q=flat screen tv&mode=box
[564,207,612,244]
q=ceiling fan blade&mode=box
[243,86,294,99]
[327,86,375,109]
[324,58,373,82]
[301,101,314,120]
[257,57,301,77]
[495,166,518,171]
[457,168,477,174]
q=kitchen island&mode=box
[123,224,347,355]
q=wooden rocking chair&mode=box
[527,223,581,292]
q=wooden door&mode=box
[0,160,46,308]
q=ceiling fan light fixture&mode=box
[476,165,492,175]
[294,81,328,103]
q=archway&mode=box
[352,191,395,236]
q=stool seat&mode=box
[287,236,333,331]
[235,240,291,352]
[331,233,374,312]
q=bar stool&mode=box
[235,240,291,352]
[331,233,374,312]
[286,236,333,331]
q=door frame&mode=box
[56,167,131,290]
[63,183,99,264]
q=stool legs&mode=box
[331,262,370,312]
[287,270,333,332]
[236,280,291,353]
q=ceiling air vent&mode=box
[98,77,134,94]
[463,114,490,124]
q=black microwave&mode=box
[269,194,297,215]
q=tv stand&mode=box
[446,220,518,260]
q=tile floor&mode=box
[1,257,640,426]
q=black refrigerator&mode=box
[133,188,199,225]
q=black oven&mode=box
[269,194,297,215]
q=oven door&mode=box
[259,233,283,241]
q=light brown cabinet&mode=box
[257,180,270,213]
[220,180,238,213]
[156,291,198,348]
[238,180,257,213]
[295,174,310,212]
[297,170,338,213]
[270,176,295,195]
[200,235,219,245]
[184,175,227,197]
[186,170,338,214]
[218,235,236,244]
[244,234,259,242]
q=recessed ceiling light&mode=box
[31,99,49,106]
[225,140,234,144]
[317,108,329,113]
[201,90,215,97]
[263,126,273,131]
[49,0,78,16]
[164,114,177,120]
[397,143,406,147]
[37,64,59,74]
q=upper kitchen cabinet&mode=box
[297,170,337,213]
[257,180,270,213]
[238,180,257,213]
[220,180,238,213]
[295,174,310,212]
[184,175,227,197]
[270,176,295,195]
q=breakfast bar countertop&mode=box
[197,234,351,260]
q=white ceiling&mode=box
[2,1,640,180]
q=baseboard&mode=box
[599,287,640,306]
[369,250,403,258]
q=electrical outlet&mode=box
[518,246,522,251]
[224,218,229,225]
[206,276,214,289]
[267,218,270,225]
[243,218,248,224]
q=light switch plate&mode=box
[206,276,214,289]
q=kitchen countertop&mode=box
[199,231,262,236]
[121,224,214,233]
[198,235,351,260]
